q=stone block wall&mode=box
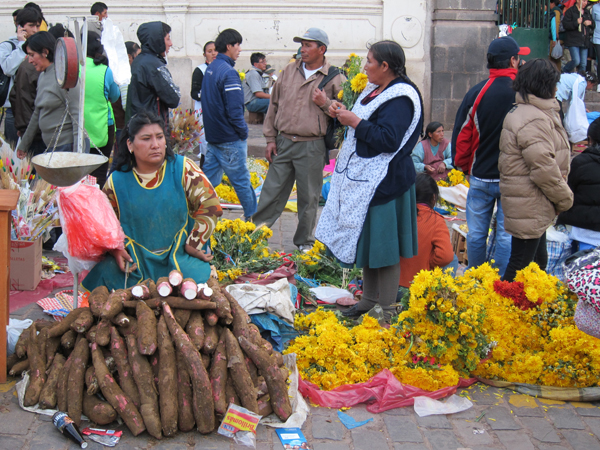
[431,0,498,129]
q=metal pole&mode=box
[77,17,88,155]
[73,271,78,309]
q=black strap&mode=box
[318,66,341,90]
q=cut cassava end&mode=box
[181,278,198,300]
[92,342,146,436]
[156,277,173,297]
[168,270,184,287]
[131,283,150,300]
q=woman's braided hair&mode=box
[368,40,424,138]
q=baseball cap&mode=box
[293,28,329,47]
[488,36,530,60]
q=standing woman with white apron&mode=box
[190,41,217,166]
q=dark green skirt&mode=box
[338,185,418,269]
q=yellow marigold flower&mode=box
[337,89,344,100]
[349,52,358,58]
[238,70,246,81]
[350,73,368,93]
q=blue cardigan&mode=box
[201,53,248,144]
[354,78,422,206]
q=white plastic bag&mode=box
[438,184,469,210]
[101,18,131,86]
[546,225,571,243]
[564,77,589,143]
[226,278,296,323]
[53,233,97,275]
[309,286,354,304]
[413,394,473,417]
[7,318,33,356]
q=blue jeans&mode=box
[466,178,511,277]
[246,98,270,114]
[203,140,257,218]
[568,46,588,73]
[3,108,18,147]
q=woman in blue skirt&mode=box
[316,40,424,321]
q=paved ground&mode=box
[4,134,598,449]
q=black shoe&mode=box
[341,304,369,318]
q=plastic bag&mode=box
[58,183,125,262]
[53,233,97,275]
[218,403,261,448]
[100,18,131,86]
[438,184,468,209]
[226,278,296,324]
[7,318,32,356]
[564,77,589,143]
[298,368,476,413]
[413,394,473,417]
[551,41,563,59]
[309,286,354,304]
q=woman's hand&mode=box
[578,17,583,24]
[17,150,27,160]
[110,248,134,272]
[328,101,346,117]
[335,110,361,128]
[185,243,214,262]
[584,20,592,26]
[424,165,435,173]
[437,163,446,174]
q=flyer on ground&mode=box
[275,428,311,449]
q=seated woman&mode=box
[411,121,453,181]
[399,173,456,289]
[557,117,600,250]
[82,111,223,292]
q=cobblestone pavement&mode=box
[5,174,596,450]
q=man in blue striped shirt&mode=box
[201,28,257,219]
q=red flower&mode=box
[493,279,539,310]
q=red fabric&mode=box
[298,369,477,413]
[234,261,297,286]
[399,204,455,287]
[422,138,451,181]
[454,68,517,173]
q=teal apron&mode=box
[81,155,211,292]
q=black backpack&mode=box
[0,41,17,106]
[318,66,343,150]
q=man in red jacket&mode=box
[451,37,529,277]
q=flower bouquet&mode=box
[169,109,203,157]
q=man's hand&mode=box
[265,142,277,163]
[110,248,134,272]
[437,163,446,174]
[17,150,27,160]
[312,88,327,107]
[185,243,214,262]
[17,26,27,42]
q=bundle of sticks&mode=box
[7,270,292,438]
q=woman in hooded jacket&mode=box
[499,58,573,282]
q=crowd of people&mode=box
[2,2,600,320]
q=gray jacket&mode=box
[19,64,80,152]
[0,36,26,107]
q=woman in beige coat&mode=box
[499,58,573,282]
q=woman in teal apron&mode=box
[82,111,223,292]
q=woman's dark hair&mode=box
[425,121,444,140]
[368,40,425,137]
[215,28,243,54]
[162,22,172,38]
[48,23,74,39]
[87,31,109,66]
[23,31,56,63]
[125,41,140,56]
[513,58,560,102]
[115,111,175,172]
[415,173,440,210]
[203,40,215,54]
[588,117,600,146]
[16,7,42,27]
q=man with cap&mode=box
[254,28,342,252]
[452,36,530,277]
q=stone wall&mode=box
[430,0,498,129]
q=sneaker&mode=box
[298,244,312,253]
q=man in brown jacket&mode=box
[254,28,342,252]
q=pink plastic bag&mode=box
[58,184,125,261]
[298,369,476,413]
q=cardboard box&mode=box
[10,238,42,291]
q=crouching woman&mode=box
[82,111,222,292]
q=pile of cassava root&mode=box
[6,270,293,438]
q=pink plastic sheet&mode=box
[298,369,476,413]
